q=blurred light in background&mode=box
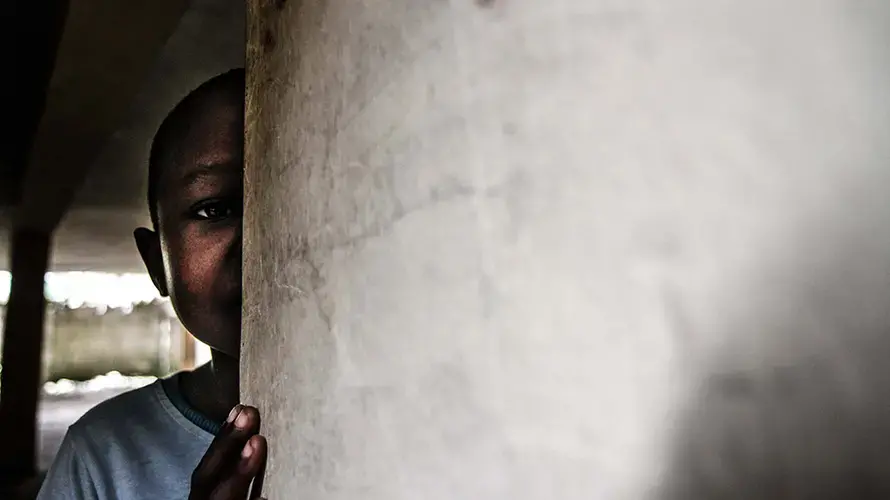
[43,371,157,395]
[0,271,162,308]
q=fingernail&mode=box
[226,405,242,424]
[242,440,254,459]
[235,409,250,429]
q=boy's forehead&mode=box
[158,157,243,198]
[158,105,243,188]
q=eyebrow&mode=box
[179,160,242,188]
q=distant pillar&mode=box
[0,229,51,482]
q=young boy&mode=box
[37,69,267,500]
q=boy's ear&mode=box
[134,227,169,297]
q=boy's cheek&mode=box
[176,239,239,299]
[177,252,226,296]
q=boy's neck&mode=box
[180,349,240,423]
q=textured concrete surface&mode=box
[243,0,890,498]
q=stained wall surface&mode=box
[243,1,890,498]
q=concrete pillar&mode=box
[0,229,51,482]
[243,1,890,498]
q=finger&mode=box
[248,435,268,500]
[192,405,261,491]
[194,405,261,484]
[210,435,267,500]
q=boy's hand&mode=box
[189,405,268,500]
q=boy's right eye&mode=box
[190,199,240,221]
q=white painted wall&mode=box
[243,1,890,498]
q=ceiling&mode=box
[2,0,244,272]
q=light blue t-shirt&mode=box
[37,373,218,499]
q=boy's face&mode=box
[135,102,243,357]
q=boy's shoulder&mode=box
[39,375,213,499]
[66,373,211,448]
[67,380,166,440]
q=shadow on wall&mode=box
[657,176,890,499]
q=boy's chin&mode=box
[193,325,241,359]
[207,344,239,359]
